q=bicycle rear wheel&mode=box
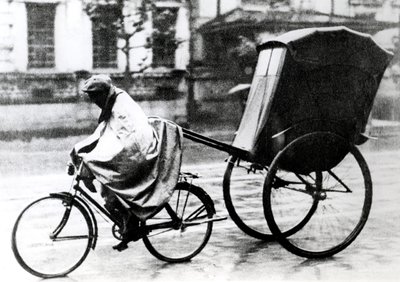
[263,132,372,258]
[142,182,214,262]
[12,195,93,278]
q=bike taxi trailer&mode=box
[185,26,392,173]
[233,26,392,173]
[183,26,393,258]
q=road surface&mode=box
[0,140,399,282]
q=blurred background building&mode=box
[0,0,399,133]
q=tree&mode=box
[82,0,154,88]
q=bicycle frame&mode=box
[40,160,227,261]
[54,164,206,243]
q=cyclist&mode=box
[70,75,182,251]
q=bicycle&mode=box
[11,163,226,278]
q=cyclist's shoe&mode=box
[112,229,144,252]
[112,216,144,252]
[112,241,129,252]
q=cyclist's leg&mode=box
[101,185,124,219]
[101,185,142,251]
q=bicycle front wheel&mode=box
[12,195,94,278]
[264,132,372,258]
[143,182,214,262]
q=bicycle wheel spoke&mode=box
[185,205,206,221]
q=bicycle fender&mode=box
[198,188,216,214]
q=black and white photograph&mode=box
[0,0,399,281]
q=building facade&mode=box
[0,0,193,73]
[191,0,400,122]
[0,0,399,129]
[0,0,191,127]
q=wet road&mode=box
[1,142,400,282]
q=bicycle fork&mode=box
[49,192,98,249]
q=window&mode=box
[91,5,119,68]
[349,0,384,7]
[248,0,290,6]
[26,3,56,68]
[152,7,178,67]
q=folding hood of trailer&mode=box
[232,26,393,165]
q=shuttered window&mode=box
[26,3,56,68]
[92,6,119,68]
